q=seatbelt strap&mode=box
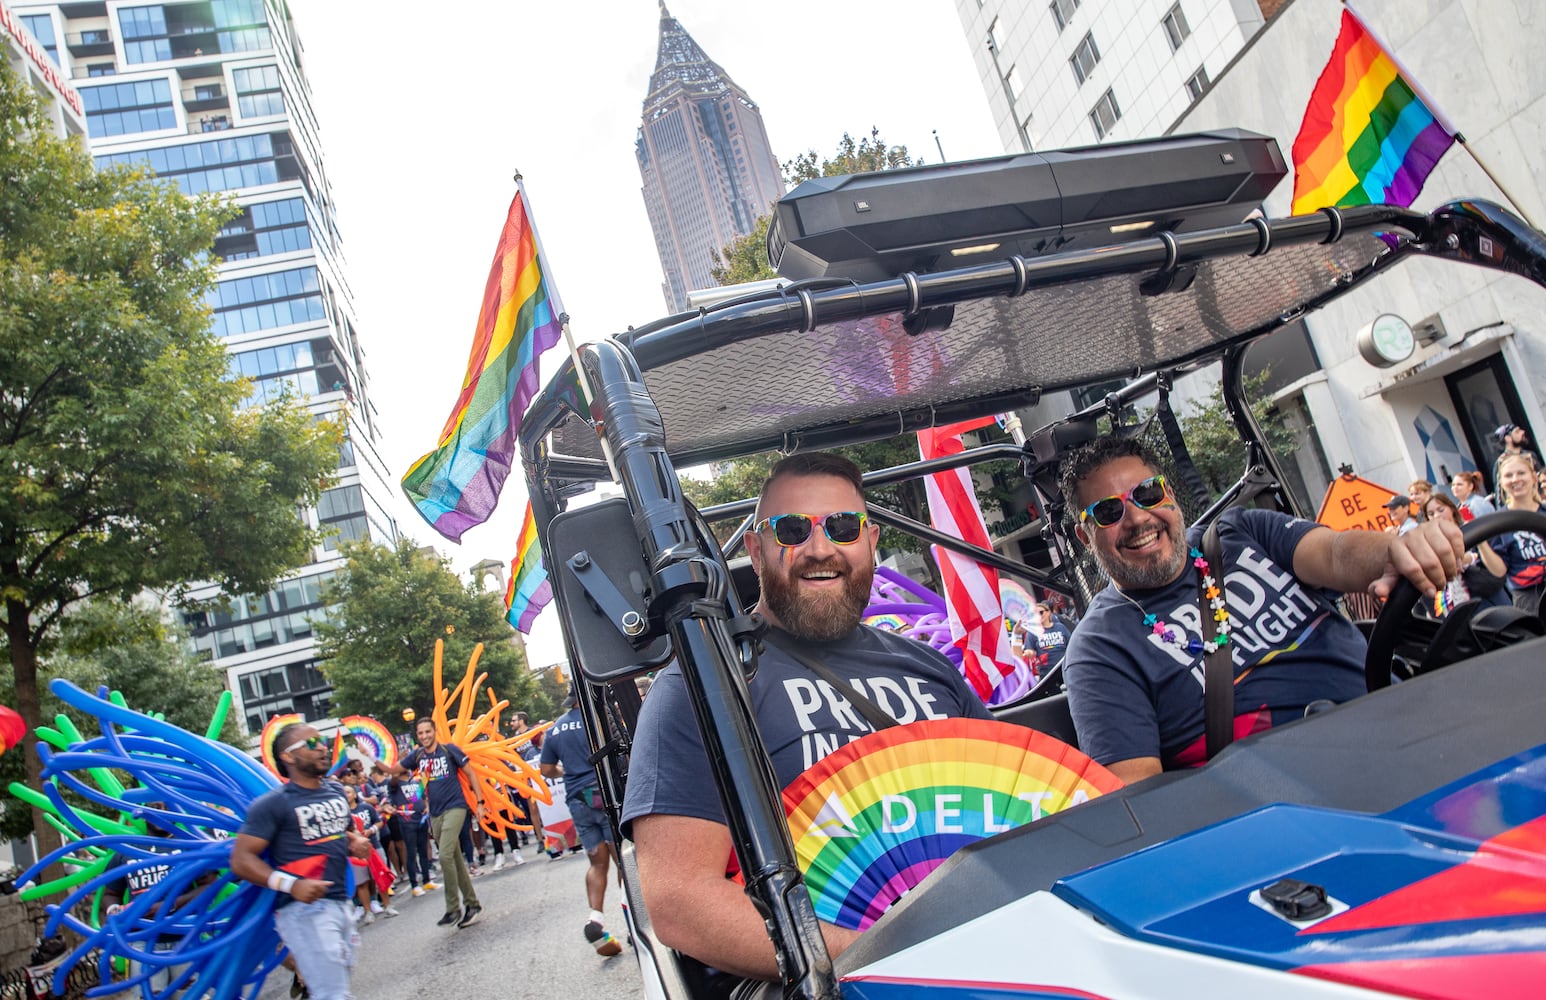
[1200,521,1235,760]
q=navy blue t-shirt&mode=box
[1064,507,1366,770]
[1491,504,1546,591]
[1030,620,1073,671]
[621,625,993,836]
[239,782,354,907]
[541,709,597,799]
[400,743,472,817]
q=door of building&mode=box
[1445,354,1533,492]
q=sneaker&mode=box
[457,904,482,928]
[492,854,505,872]
[469,865,485,878]
[547,851,563,861]
[411,886,426,897]
[368,900,383,914]
[359,911,375,927]
[422,881,440,892]
[353,906,366,923]
[510,851,525,866]
[436,909,461,927]
[585,920,623,957]
[569,844,584,854]
[382,905,400,918]
[289,973,307,999]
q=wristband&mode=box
[266,871,298,895]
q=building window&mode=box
[1163,3,1191,51]
[19,14,59,66]
[1089,88,1121,140]
[1049,0,1080,33]
[205,266,326,337]
[87,64,117,77]
[96,132,294,197]
[233,64,284,118]
[118,5,171,63]
[81,79,178,138]
[988,17,1005,54]
[1069,32,1100,86]
[1184,66,1210,103]
[1006,64,1025,102]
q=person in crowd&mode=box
[1450,471,1497,523]
[622,452,992,981]
[1423,493,1509,611]
[1385,495,1418,535]
[386,771,434,896]
[1026,603,1073,674]
[510,712,545,850]
[1407,480,1435,521]
[1491,452,1546,614]
[231,724,372,1000]
[368,762,406,885]
[342,785,398,925]
[1057,435,1464,783]
[1492,424,1542,505]
[542,692,623,957]
[383,719,486,928]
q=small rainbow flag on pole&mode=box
[505,501,551,634]
[1290,5,1455,215]
[402,185,564,543]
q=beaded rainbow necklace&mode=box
[1117,546,1232,655]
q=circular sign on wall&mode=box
[1357,313,1416,368]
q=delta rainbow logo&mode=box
[782,718,1122,930]
[340,714,399,768]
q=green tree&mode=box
[1177,372,1300,499]
[313,539,537,728]
[0,601,241,842]
[710,129,922,285]
[0,64,341,853]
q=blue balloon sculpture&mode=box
[12,680,286,1000]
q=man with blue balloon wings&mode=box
[624,453,1017,983]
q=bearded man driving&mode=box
[621,452,992,982]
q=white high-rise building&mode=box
[15,0,398,734]
[2,0,85,138]
[954,0,1281,153]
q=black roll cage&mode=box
[516,198,1546,999]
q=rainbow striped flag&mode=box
[1290,7,1455,215]
[505,501,551,633]
[402,190,564,543]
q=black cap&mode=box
[1495,423,1518,442]
[1386,495,1410,509]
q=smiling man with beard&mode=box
[1058,436,1465,785]
[622,452,992,984]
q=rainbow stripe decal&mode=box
[1290,8,1455,214]
[782,719,1122,930]
[401,190,565,543]
[339,714,398,769]
[259,712,304,778]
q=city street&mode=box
[255,847,644,1000]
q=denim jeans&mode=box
[430,807,478,914]
[273,898,357,1000]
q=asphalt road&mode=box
[255,845,645,1000]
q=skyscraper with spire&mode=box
[637,3,784,312]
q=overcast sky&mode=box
[284,0,1005,665]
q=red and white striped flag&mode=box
[917,418,1018,701]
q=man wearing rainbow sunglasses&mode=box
[1058,436,1465,785]
[622,452,992,984]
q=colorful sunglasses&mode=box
[753,511,868,547]
[1079,475,1171,529]
[284,735,326,753]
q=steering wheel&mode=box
[1365,509,1546,691]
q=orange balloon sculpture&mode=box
[428,639,552,838]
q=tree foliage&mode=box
[710,129,922,286]
[1177,372,1300,499]
[312,539,545,729]
[0,63,342,857]
[0,600,241,841]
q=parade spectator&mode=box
[387,772,435,896]
[232,724,372,1000]
[370,762,407,884]
[1450,471,1496,523]
[343,785,398,924]
[1491,453,1546,614]
[384,719,485,928]
[509,712,545,850]
[1407,480,1434,521]
[1026,603,1073,673]
[622,452,992,980]
[543,692,623,957]
[1492,424,1542,505]
[1385,495,1417,535]
[1058,435,1463,783]
[1423,494,1508,610]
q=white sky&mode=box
[284,0,1004,665]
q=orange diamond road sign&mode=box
[1316,473,1401,532]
